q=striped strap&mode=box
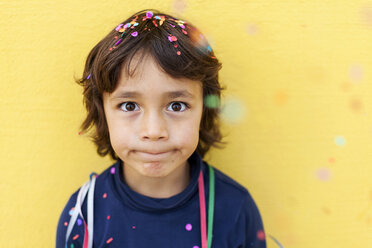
[198,169,207,248]
[198,165,215,248]
[208,165,215,248]
[65,173,97,248]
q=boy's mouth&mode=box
[135,150,173,160]
[141,151,168,155]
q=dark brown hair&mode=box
[74,9,228,160]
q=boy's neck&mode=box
[122,160,191,199]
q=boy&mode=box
[56,9,266,248]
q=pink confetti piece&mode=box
[73,234,79,240]
[110,167,115,174]
[146,11,153,18]
[185,223,192,231]
[106,237,113,244]
[316,168,331,181]
[87,74,91,79]
[177,51,181,55]
[115,24,123,31]
[168,35,177,42]
[107,215,110,220]
[257,230,266,240]
[131,31,138,37]
[103,193,107,198]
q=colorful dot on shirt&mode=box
[68,207,75,216]
[77,218,82,226]
[192,246,199,248]
[132,225,136,229]
[103,193,107,198]
[72,234,79,240]
[185,223,192,231]
[64,221,68,226]
[110,167,116,174]
[257,229,265,240]
[106,237,113,244]
[107,215,110,220]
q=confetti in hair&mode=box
[108,11,215,58]
[115,38,123,46]
[115,24,123,31]
[146,11,153,18]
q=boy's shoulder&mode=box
[208,162,249,193]
[206,161,255,206]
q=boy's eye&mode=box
[120,102,139,112]
[167,102,188,112]
[118,101,189,112]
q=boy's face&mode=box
[102,54,203,179]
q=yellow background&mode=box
[0,0,371,247]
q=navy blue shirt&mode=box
[56,151,266,247]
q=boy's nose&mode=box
[139,110,169,141]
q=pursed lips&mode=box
[144,151,167,155]
[139,151,170,161]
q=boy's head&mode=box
[75,9,227,162]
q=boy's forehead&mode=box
[113,54,202,96]
[111,78,202,99]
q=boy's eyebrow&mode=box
[111,90,195,99]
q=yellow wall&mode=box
[0,0,371,247]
